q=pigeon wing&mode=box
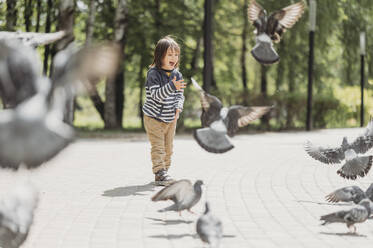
[151,180,193,203]
[191,78,222,127]
[267,1,305,41]
[337,155,373,180]
[304,140,345,164]
[350,135,373,154]
[268,1,305,29]
[325,186,365,203]
[225,105,272,137]
[247,0,265,24]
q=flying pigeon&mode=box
[151,179,203,215]
[247,0,305,65]
[325,184,373,204]
[196,202,223,248]
[304,120,373,179]
[320,198,372,233]
[0,183,39,248]
[0,40,41,108]
[0,41,119,169]
[192,78,272,153]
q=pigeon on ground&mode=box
[304,120,373,180]
[196,202,223,248]
[0,41,119,169]
[320,198,372,233]
[325,184,373,204]
[247,0,305,65]
[151,179,203,215]
[0,183,39,248]
[192,78,272,153]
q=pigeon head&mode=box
[358,198,372,215]
[195,180,204,187]
[341,137,349,149]
[204,202,210,214]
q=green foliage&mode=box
[2,0,373,131]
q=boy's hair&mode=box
[151,36,180,69]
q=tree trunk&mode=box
[35,0,41,32]
[241,0,249,105]
[203,0,216,92]
[24,0,33,32]
[6,0,17,31]
[85,0,96,46]
[84,0,105,121]
[104,0,128,129]
[54,0,75,124]
[190,38,202,77]
[43,0,53,75]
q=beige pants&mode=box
[144,115,177,174]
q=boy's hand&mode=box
[172,76,186,91]
[174,109,180,123]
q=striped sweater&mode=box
[142,67,185,123]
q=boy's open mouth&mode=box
[169,62,175,66]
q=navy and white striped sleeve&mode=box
[146,70,176,102]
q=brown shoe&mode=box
[154,169,175,186]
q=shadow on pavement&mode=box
[148,234,197,239]
[320,231,367,237]
[146,217,193,225]
[102,182,156,197]
[297,200,351,206]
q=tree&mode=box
[203,0,216,92]
[104,0,128,129]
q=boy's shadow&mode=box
[102,182,157,197]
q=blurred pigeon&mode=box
[320,198,372,233]
[151,179,203,215]
[192,78,272,153]
[196,202,223,248]
[0,40,41,108]
[304,120,373,179]
[248,0,305,65]
[326,183,373,204]
[0,41,119,169]
[0,183,39,248]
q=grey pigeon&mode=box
[0,41,119,169]
[320,198,372,233]
[326,183,373,204]
[196,202,223,248]
[304,120,373,179]
[0,183,39,248]
[151,179,203,215]
[0,40,40,108]
[248,0,305,65]
[192,78,272,153]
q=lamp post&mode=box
[306,0,316,131]
[360,32,366,127]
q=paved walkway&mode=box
[1,128,373,248]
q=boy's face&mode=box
[162,47,179,70]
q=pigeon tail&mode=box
[158,204,178,213]
[193,128,234,154]
[337,155,373,180]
